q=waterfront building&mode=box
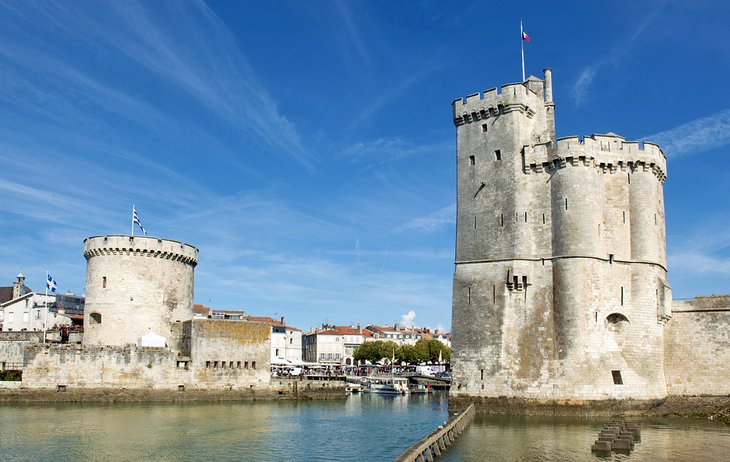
[0,272,32,304]
[449,69,730,407]
[246,316,302,364]
[303,324,372,366]
[192,303,211,318]
[53,291,85,327]
[365,324,425,346]
[422,331,452,349]
[0,273,72,332]
[0,291,69,332]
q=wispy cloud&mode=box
[333,0,371,68]
[571,15,655,106]
[669,251,730,275]
[343,137,450,170]
[396,204,456,233]
[573,66,598,107]
[643,109,730,157]
[0,0,311,169]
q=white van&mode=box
[415,365,436,377]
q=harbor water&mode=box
[2,394,730,461]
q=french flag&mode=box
[522,31,531,42]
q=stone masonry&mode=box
[83,235,198,346]
[450,69,672,403]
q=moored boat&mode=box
[362,375,410,394]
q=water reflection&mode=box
[0,393,448,462]
[440,414,730,462]
[3,397,728,462]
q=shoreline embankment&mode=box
[0,378,346,403]
[448,395,730,424]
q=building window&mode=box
[34,310,40,320]
[23,312,29,323]
[252,361,256,369]
[469,155,475,166]
[206,361,211,368]
[290,338,293,344]
[102,276,107,288]
[7,312,14,323]
[481,124,488,133]
[90,312,102,324]
[495,150,502,161]
[244,361,249,369]
[620,287,624,306]
[275,348,280,357]
[612,370,623,385]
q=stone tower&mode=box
[450,69,672,404]
[83,235,198,346]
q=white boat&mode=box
[362,375,410,394]
[345,377,363,393]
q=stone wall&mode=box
[21,344,188,389]
[0,340,26,368]
[16,319,271,390]
[188,319,271,388]
[664,296,730,395]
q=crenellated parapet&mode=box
[83,235,198,267]
[453,81,544,126]
[522,134,667,182]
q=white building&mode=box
[1,291,69,332]
[365,324,425,346]
[247,316,302,364]
[302,324,372,366]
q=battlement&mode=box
[453,82,544,125]
[522,134,667,181]
[83,235,199,266]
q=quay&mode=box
[395,403,475,462]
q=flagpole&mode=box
[520,20,526,82]
[44,271,48,344]
[131,205,135,236]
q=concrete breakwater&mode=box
[0,377,346,403]
[395,403,475,462]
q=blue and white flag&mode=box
[46,274,57,294]
[132,206,147,236]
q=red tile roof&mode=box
[245,316,301,331]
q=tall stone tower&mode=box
[450,70,672,405]
[83,235,198,346]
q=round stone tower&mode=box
[82,235,198,346]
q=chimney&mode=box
[280,316,285,325]
[357,323,362,334]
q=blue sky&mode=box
[1,1,728,332]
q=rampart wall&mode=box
[664,296,730,395]
[188,319,271,388]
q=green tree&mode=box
[377,341,400,364]
[415,338,451,363]
[398,344,427,364]
[353,341,384,363]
